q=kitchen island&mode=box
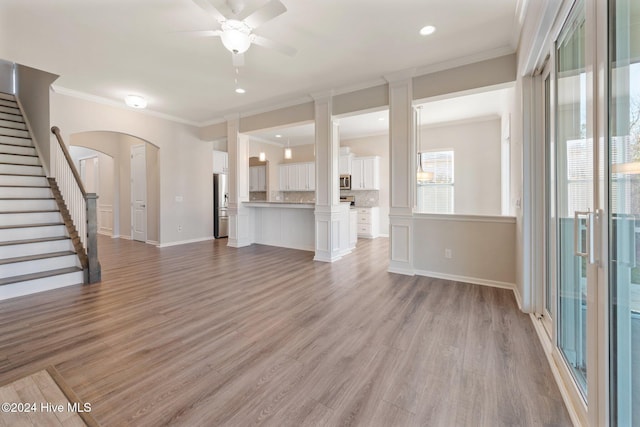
[243,202,315,251]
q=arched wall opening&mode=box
[69,131,160,245]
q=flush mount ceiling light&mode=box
[125,95,147,109]
[275,134,282,138]
[419,25,436,36]
[235,87,246,94]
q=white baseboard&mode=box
[378,233,389,238]
[98,230,112,237]
[513,286,524,310]
[116,235,132,240]
[414,269,515,290]
[157,236,214,248]
[387,265,416,276]
[529,314,582,427]
[146,240,159,246]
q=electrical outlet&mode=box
[177,225,183,232]
[445,249,452,259]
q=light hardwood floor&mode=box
[0,236,571,426]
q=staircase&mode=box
[0,92,84,300]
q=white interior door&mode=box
[131,144,147,242]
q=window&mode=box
[416,150,454,214]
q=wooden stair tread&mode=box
[0,251,76,265]
[0,134,30,140]
[0,173,46,177]
[0,236,69,247]
[0,185,50,188]
[0,197,54,200]
[0,162,41,166]
[0,209,58,214]
[0,152,38,157]
[0,266,82,287]
[0,142,34,149]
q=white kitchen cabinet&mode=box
[349,208,357,248]
[249,165,266,192]
[356,206,379,238]
[339,154,353,175]
[212,150,228,174]
[279,162,315,191]
[351,156,379,190]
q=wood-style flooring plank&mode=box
[0,236,571,426]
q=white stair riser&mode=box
[0,127,29,138]
[0,187,52,198]
[0,199,58,212]
[0,270,84,301]
[0,112,23,123]
[0,254,79,279]
[0,93,15,101]
[0,153,39,165]
[0,211,62,226]
[0,106,20,116]
[0,144,36,156]
[0,175,48,186]
[0,99,17,109]
[0,225,67,241]
[0,119,26,131]
[0,164,43,175]
[0,239,74,259]
[0,135,31,146]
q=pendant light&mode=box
[416,106,433,183]
[284,139,292,159]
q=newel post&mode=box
[86,193,101,283]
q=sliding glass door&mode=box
[556,1,590,398]
[609,0,640,424]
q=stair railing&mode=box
[50,126,101,283]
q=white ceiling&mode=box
[0,0,524,125]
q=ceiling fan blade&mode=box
[251,35,296,56]
[239,0,286,29]
[192,0,228,23]
[232,53,245,67]
[177,29,222,37]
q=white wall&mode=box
[51,92,213,246]
[420,117,502,216]
[0,59,13,94]
[340,134,389,236]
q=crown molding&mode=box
[51,85,201,127]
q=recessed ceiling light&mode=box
[125,94,147,109]
[419,25,436,36]
[275,134,282,138]
[235,87,246,94]
[378,117,385,121]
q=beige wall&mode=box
[413,215,516,286]
[420,117,502,216]
[0,59,12,94]
[15,65,58,174]
[146,144,160,243]
[340,134,389,235]
[52,92,213,246]
[282,144,315,164]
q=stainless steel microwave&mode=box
[339,175,351,190]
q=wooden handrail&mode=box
[51,126,87,196]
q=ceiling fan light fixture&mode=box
[125,94,147,109]
[220,20,252,54]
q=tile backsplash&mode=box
[271,191,315,203]
[249,191,267,201]
[340,190,379,207]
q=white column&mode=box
[386,72,415,275]
[226,115,252,247]
[313,92,343,262]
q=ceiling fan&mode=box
[191,0,296,67]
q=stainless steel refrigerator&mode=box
[213,174,228,238]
